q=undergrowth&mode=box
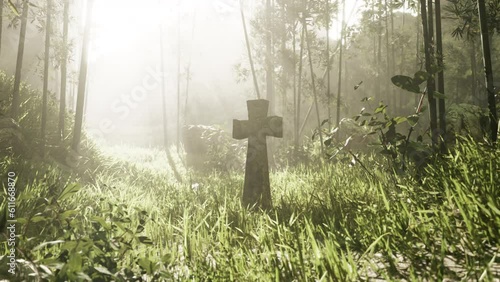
[0,71,499,281]
[1,137,499,281]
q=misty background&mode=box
[0,0,360,147]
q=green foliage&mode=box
[391,71,429,94]
[320,98,433,177]
[1,134,499,280]
[198,126,246,172]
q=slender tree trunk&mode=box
[326,0,331,128]
[390,0,397,113]
[11,0,30,121]
[266,0,275,114]
[292,22,297,147]
[295,24,305,149]
[304,19,324,154]
[427,0,438,146]
[416,2,420,68]
[176,3,181,152]
[59,0,70,141]
[41,0,52,157]
[344,54,349,116]
[377,0,382,101]
[420,0,438,147]
[435,0,446,152]
[400,3,407,111]
[71,0,94,152]
[416,2,421,106]
[159,7,168,148]
[336,0,345,128]
[477,0,498,143]
[281,3,287,126]
[0,0,3,57]
[384,0,392,111]
[183,11,196,126]
[240,4,261,99]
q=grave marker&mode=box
[233,99,282,209]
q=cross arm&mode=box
[233,119,250,140]
[265,116,283,138]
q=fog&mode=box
[85,0,255,146]
[84,0,361,147]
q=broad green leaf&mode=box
[391,75,420,93]
[58,183,81,202]
[91,216,111,230]
[68,252,83,272]
[407,115,419,126]
[393,116,407,124]
[413,70,429,85]
[15,217,28,224]
[138,258,154,274]
[59,210,78,221]
[94,266,114,276]
[391,75,412,88]
[76,272,91,281]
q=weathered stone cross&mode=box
[233,99,282,210]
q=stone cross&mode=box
[233,99,282,209]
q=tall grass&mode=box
[0,69,498,281]
[1,136,498,281]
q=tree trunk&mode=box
[292,22,297,148]
[295,24,305,150]
[41,0,52,158]
[389,0,396,113]
[336,0,345,128]
[435,0,446,152]
[420,0,438,147]
[415,2,421,106]
[281,3,287,127]
[71,0,94,152]
[326,0,331,129]
[384,0,393,111]
[240,4,261,99]
[266,0,275,114]
[377,0,382,101]
[59,0,69,141]
[0,0,3,57]
[159,4,168,148]
[304,19,324,154]
[11,0,30,121]
[176,4,181,152]
[477,0,498,143]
